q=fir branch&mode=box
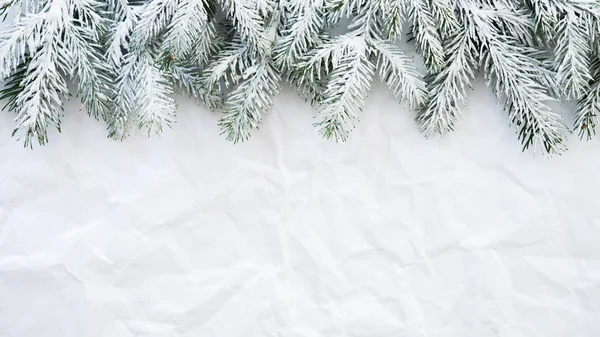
[169,61,222,111]
[162,0,215,60]
[0,0,44,21]
[465,1,567,154]
[574,56,600,139]
[574,77,600,140]
[371,39,427,107]
[5,0,73,147]
[471,2,534,46]
[106,0,137,69]
[314,38,374,142]
[60,0,114,120]
[285,30,331,106]
[429,0,459,37]
[67,23,113,120]
[192,22,222,65]
[200,36,249,93]
[525,0,557,41]
[381,0,405,39]
[294,33,360,84]
[274,0,325,68]
[219,58,280,142]
[0,10,46,81]
[130,0,179,50]
[108,51,138,140]
[535,52,560,98]
[109,46,177,139]
[0,0,12,13]
[380,0,407,40]
[349,0,381,39]
[417,28,479,136]
[72,0,104,34]
[0,0,597,154]
[0,0,19,20]
[136,51,177,134]
[287,67,326,107]
[482,36,566,154]
[555,0,600,17]
[0,54,28,112]
[13,24,69,147]
[219,0,270,53]
[325,0,367,24]
[554,12,592,100]
[408,0,445,72]
[591,55,600,80]
[256,0,277,19]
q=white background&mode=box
[1,84,599,337]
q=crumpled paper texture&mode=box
[0,85,599,337]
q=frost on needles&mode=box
[1,0,600,155]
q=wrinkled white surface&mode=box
[1,85,600,337]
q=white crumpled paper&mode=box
[1,85,599,337]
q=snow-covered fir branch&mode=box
[483,37,566,154]
[313,36,374,141]
[408,0,446,72]
[0,0,600,154]
[200,36,250,93]
[0,0,114,146]
[274,0,325,69]
[417,27,479,136]
[290,1,425,141]
[130,0,179,50]
[416,0,576,154]
[219,58,280,142]
[220,0,270,54]
[372,39,427,108]
[134,50,177,135]
[162,0,216,61]
[574,56,600,139]
[169,61,223,111]
[554,5,592,100]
